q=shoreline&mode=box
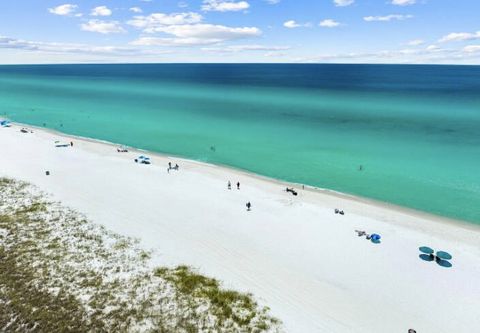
[12,120,479,232]
[2,122,480,332]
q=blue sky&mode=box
[0,0,479,64]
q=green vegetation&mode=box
[0,178,281,332]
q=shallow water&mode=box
[1,64,479,223]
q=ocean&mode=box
[0,64,479,223]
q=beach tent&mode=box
[1,119,12,127]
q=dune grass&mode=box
[0,178,281,332]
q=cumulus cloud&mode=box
[128,12,203,32]
[334,0,354,7]
[48,4,79,16]
[131,24,261,46]
[439,31,480,43]
[391,0,416,5]
[81,20,126,34]
[283,20,311,28]
[319,19,340,28]
[91,6,112,16]
[364,14,413,22]
[202,0,250,12]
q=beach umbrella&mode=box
[419,246,434,254]
[436,251,452,260]
[370,234,381,241]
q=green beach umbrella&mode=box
[419,246,434,254]
[436,251,452,260]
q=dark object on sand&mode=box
[45,171,50,176]
[228,181,231,190]
[246,202,251,211]
[418,247,453,267]
[408,330,416,333]
[20,128,28,133]
[135,156,151,164]
[117,146,128,152]
[339,210,345,215]
[237,182,240,190]
[335,209,344,215]
[370,234,381,243]
[286,187,298,196]
[355,230,366,237]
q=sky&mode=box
[0,0,479,64]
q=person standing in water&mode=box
[237,182,240,190]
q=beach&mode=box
[1,124,480,333]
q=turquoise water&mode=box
[1,64,479,223]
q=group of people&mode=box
[167,162,179,173]
[227,181,241,190]
[227,181,252,211]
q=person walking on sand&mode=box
[70,141,73,147]
[168,162,172,169]
[237,182,240,190]
[228,181,231,190]
[246,202,251,211]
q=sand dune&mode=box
[1,124,479,333]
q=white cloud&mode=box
[81,20,126,34]
[391,0,416,5]
[48,4,78,16]
[154,24,259,39]
[0,35,170,57]
[91,6,112,17]
[334,0,354,7]
[426,44,440,51]
[364,14,413,22]
[202,0,249,12]
[463,45,480,53]
[128,12,203,32]
[284,20,299,28]
[439,31,480,43]
[202,44,290,53]
[283,20,311,28]
[407,39,424,46]
[131,24,261,46]
[319,19,340,28]
[130,7,143,13]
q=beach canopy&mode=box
[370,234,381,241]
[436,251,452,260]
[419,246,434,254]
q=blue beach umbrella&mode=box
[419,246,434,254]
[436,251,452,260]
[371,234,381,241]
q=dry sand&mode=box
[1,124,479,333]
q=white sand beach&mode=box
[1,124,480,333]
